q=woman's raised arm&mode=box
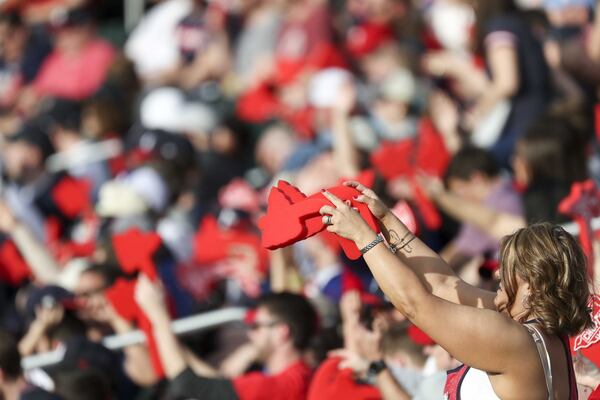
[319,190,539,382]
[344,181,496,310]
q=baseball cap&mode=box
[346,22,395,58]
[49,6,93,29]
[24,285,76,323]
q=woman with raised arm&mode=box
[319,181,591,399]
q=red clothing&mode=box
[307,358,381,400]
[233,361,312,400]
[274,5,344,85]
[34,39,115,100]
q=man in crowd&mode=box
[134,275,317,400]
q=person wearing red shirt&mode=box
[31,6,115,101]
[135,275,317,400]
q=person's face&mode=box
[247,307,284,360]
[4,26,26,62]
[75,271,107,298]
[55,25,91,53]
[493,268,531,321]
[255,128,295,175]
[3,141,44,184]
[447,176,480,201]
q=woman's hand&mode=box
[343,181,390,220]
[319,190,375,244]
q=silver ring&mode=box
[325,215,332,225]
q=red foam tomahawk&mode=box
[259,181,380,259]
[558,180,600,278]
[370,118,450,230]
[104,228,165,377]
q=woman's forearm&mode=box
[377,211,496,309]
[378,212,458,289]
[354,228,433,320]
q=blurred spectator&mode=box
[424,0,550,167]
[125,0,193,84]
[0,330,60,400]
[31,6,115,102]
[135,276,317,400]
[434,147,523,276]
[0,1,598,399]
[0,13,50,109]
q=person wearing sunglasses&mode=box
[135,276,318,400]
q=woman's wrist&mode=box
[354,227,379,251]
[380,210,395,227]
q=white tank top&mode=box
[460,368,501,399]
[458,324,555,400]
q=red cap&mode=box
[408,324,435,346]
[346,22,395,58]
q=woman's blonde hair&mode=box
[499,223,592,336]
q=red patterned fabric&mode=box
[558,180,600,277]
[443,364,469,400]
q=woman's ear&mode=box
[521,282,532,309]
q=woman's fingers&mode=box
[344,181,376,197]
[354,194,373,205]
[322,190,346,208]
[343,181,363,190]
[319,205,337,216]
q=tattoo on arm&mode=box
[388,230,416,254]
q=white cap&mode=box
[96,167,170,217]
[140,87,218,134]
[96,181,149,217]
[124,167,169,213]
[308,68,353,108]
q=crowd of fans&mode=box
[0,0,599,398]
